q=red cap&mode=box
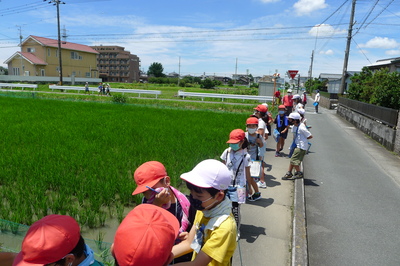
[226,129,245,144]
[246,117,259,125]
[13,215,80,266]
[132,161,167,195]
[113,204,180,266]
[254,104,267,113]
[278,105,286,109]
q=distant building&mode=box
[318,73,342,82]
[366,57,400,73]
[90,45,141,83]
[4,35,99,78]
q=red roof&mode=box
[25,35,99,54]
[4,52,48,65]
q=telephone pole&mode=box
[45,0,65,85]
[340,0,356,94]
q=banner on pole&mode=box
[288,70,299,79]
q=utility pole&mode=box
[234,58,238,85]
[178,56,181,87]
[308,50,314,81]
[46,0,65,85]
[340,0,356,94]
[17,25,23,76]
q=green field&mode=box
[0,95,251,229]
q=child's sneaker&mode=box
[282,171,293,180]
[294,171,304,179]
[248,192,261,201]
[257,181,267,188]
[275,151,280,157]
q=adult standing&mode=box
[282,89,294,115]
[301,91,307,107]
[314,90,320,113]
[274,89,281,105]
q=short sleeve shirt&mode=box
[192,211,237,266]
[220,148,251,187]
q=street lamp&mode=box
[44,0,65,85]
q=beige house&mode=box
[4,35,99,79]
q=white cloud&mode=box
[385,49,400,56]
[293,0,328,16]
[309,24,346,37]
[360,37,399,49]
[319,49,334,55]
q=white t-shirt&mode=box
[220,148,251,187]
[257,118,269,135]
[292,123,312,150]
[314,93,320,103]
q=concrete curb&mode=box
[291,162,308,266]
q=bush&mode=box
[112,94,127,104]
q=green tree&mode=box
[348,67,374,102]
[200,78,215,89]
[0,66,8,75]
[147,62,165,78]
[304,78,326,94]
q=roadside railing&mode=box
[0,83,38,90]
[177,90,273,102]
[49,85,162,98]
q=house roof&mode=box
[22,35,99,54]
[4,51,48,65]
[366,57,400,68]
[318,73,342,80]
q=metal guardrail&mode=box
[338,97,399,128]
[49,85,162,98]
[177,90,273,102]
[0,83,38,90]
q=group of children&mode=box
[6,99,314,266]
[97,82,111,96]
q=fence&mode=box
[177,90,273,102]
[0,83,37,90]
[49,85,162,98]
[338,97,399,128]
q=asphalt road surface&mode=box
[304,107,400,266]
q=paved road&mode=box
[304,107,400,266]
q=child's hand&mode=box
[153,188,170,207]
[178,232,189,242]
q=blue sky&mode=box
[1,0,400,78]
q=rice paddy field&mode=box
[0,94,252,231]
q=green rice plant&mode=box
[0,220,9,232]
[0,96,249,229]
[95,231,106,251]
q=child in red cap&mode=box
[274,105,290,157]
[113,204,180,266]
[245,117,267,188]
[132,161,196,263]
[13,214,102,266]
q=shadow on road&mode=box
[239,224,267,243]
[246,197,274,208]
[304,178,319,186]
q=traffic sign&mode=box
[288,70,299,79]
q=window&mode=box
[85,72,90,78]
[70,51,81,60]
[27,48,35,53]
[41,69,45,76]
[13,67,20,75]
[47,48,51,56]
[72,71,76,76]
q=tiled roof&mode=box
[25,35,99,54]
[3,52,48,65]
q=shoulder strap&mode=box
[232,158,244,186]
